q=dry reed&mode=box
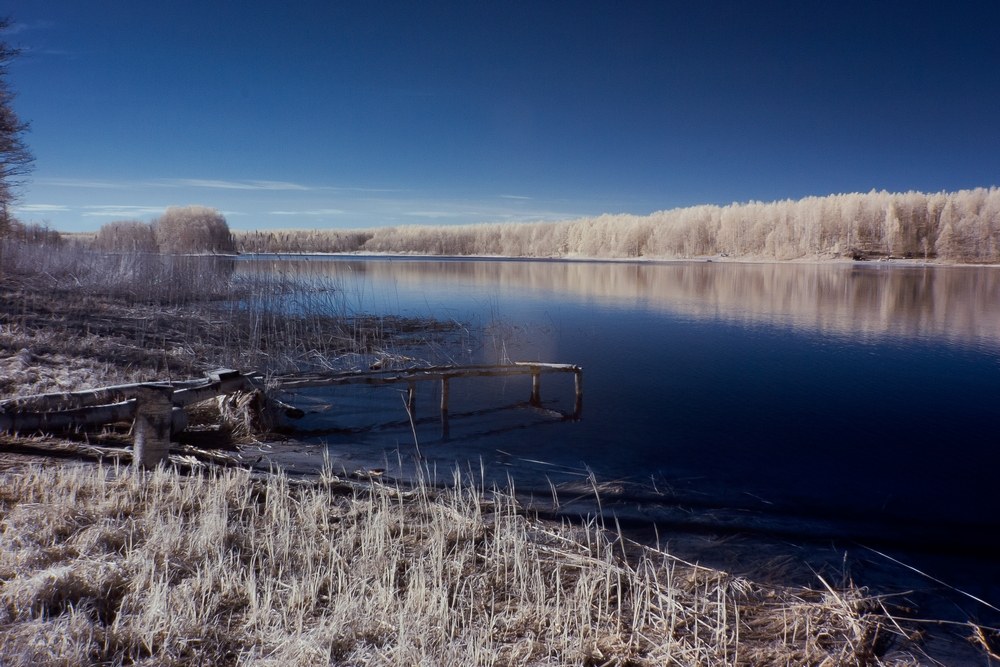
[0,463,918,666]
[0,241,459,399]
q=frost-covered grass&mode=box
[0,463,914,666]
[0,241,457,398]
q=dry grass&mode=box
[0,463,918,666]
[0,242,460,399]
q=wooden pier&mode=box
[0,362,582,466]
[276,361,583,435]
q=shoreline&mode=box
[233,248,1000,269]
[0,242,994,663]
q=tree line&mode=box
[232,188,1000,263]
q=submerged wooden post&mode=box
[440,378,449,415]
[440,377,450,439]
[530,370,542,406]
[133,385,175,468]
[573,369,584,419]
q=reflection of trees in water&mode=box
[238,258,1000,348]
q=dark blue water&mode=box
[240,257,1000,643]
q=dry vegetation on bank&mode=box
[0,463,922,666]
[0,240,454,399]
[93,206,236,255]
[233,188,1000,263]
[0,233,956,665]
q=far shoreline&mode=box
[233,249,1000,269]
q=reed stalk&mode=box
[0,463,915,666]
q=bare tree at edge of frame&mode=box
[0,17,34,236]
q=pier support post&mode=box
[573,370,584,419]
[171,406,188,435]
[440,378,450,439]
[133,385,175,468]
[530,371,542,406]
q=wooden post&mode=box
[440,378,449,415]
[530,371,542,406]
[573,369,584,419]
[133,385,174,468]
[440,378,450,440]
[170,406,188,435]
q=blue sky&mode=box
[7,1,1000,232]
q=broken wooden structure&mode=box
[0,362,583,467]
[0,369,257,468]
[276,361,583,436]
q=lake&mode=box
[237,256,1000,637]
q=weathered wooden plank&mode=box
[0,369,255,435]
[0,381,181,413]
[0,399,137,433]
[0,368,246,413]
[172,374,255,406]
[132,386,174,468]
[275,363,581,390]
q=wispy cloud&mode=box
[270,209,346,216]
[28,48,79,58]
[36,177,129,189]
[38,176,313,191]
[15,204,69,213]
[81,205,167,218]
[27,176,587,230]
[159,178,312,191]
[382,197,582,224]
[1,20,54,36]
[36,175,407,195]
[402,210,470,219]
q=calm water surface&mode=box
[239,256,1000,638]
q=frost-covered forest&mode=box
[235,188,1000,263]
